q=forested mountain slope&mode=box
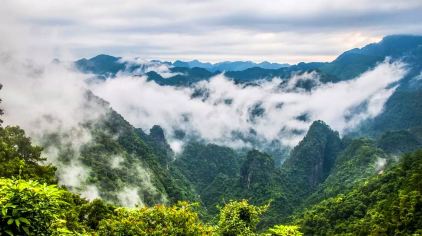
[296,149,422,235]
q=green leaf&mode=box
[5,230,14,236]
[15,218,20,227]
[22,226,30,235]
[19,217,30,225]
[7,218,14,225]
[2,207,7,216]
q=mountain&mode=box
[3,35,422,234]
[173,59,213,70]
[173,60,289,71]
[73,35,422,87]
[74,56,289,79]
[281,121,343,197]
[170,121,345,226]
[145,67,218,86]
[75,54,125,77]
[296,149,422,235]
[303,138,391,206]
[36,92,198,206]
[319,35,422,82]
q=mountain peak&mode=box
[283,120,343,191]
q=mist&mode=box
[90,60,406,151]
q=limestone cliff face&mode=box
[282,121,343,196]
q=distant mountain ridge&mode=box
[173,59,289,71]
[74,55,289,77]
[73,35,422,87]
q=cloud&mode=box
[118,57,182,78]
[110,155,124,169]
[375,157,387,173]
[0,18,163,206]
[90,60,407,150]
[117,186,143,207]
[0,53,168,206]
[80,185,100,201]
[2,0,422,63]
[0,50,111,197]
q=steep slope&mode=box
[296,149,422,235]
[303,138,391,207]
[376,128,422,155]
[171,121,346,227]
[174,142,240,194]
[39,93,197,206]
[319,35,422,82]
[281,121,343,199]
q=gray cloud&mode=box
[2,0,422,63]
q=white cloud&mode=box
[375,157,387,173]
[118,57,182,78]
[90,60,406,149]
[118,186,143,208]
[110,155,124,169]
[81,185,100,201]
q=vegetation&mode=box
[296,150,422,235]
[0,178,69,235]
[0,126,56,184]
[216,200,268,236]
[97,202,214,235]
[266,225,302,236]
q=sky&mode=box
[2,0,422,64]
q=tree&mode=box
[97,201,214,235]
[266,225,303,236]
[217,199,268,236]
[0,178,71,235]
[0,126,56,184]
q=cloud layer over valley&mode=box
[90,60,406,151]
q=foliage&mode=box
[175,142,240,192]
[0,178,71,235]
[266,225,303,236]
[78,199,115,230]
[376,129,422,154]
[296,150,422,235]
[97,201,214,235]
[0,126,56,184]
[41,108,198,206]
[303,138,390,206]
[217,200,268,236]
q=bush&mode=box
[0,178,71,235]
[266,225,303,236]
[217,199,268,236]
[97,201,214,235]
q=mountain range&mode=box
[1,35,422,234]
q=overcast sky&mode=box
[2,0,422,64]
